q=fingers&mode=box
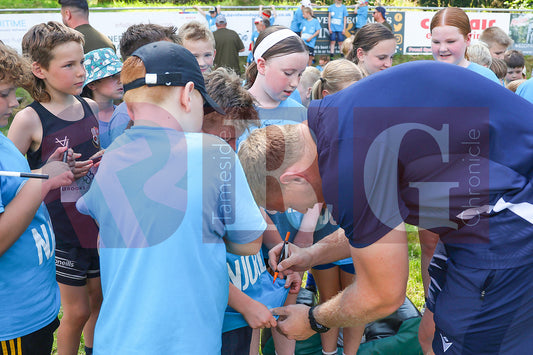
[268,242,284,270]
[48,146,68,162]
[73,159,94,179]
[270,307,288,317]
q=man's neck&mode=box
[69,18,89,29]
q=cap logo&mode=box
[146,73,157,85]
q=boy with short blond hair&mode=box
[76,41,265,353]
[480,26,513,59]
[8,21,103,355]
[178,21,216,74]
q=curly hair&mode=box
[22,21,84,102]
[0,42,31,88]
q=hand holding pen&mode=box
[273,231,290,283]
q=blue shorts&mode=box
[312,262,355,274]
[432,259,533,354]
[329,31,345,43]
[426,241,448,313]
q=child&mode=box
[81,48,123,149]
[194,5,221,32]
[315,55,330,71]
[103,23,180,149]
[178,21,216,74]
[260,5,277,25]
[202,68,299,355]
[0,42,74,355]
[290,0,312,36]
[301,7,322,66]
[8,22,103,355]
[430,8,499,84]
[353,0,368,34]
[490,58,507,86]
[295,66,320,107]
[347,23,396,77]
[479,26,513,59]
[76,40,264,354]
[504,49,525,84]
[466,41,492,68]
[328,0,348,59]
[247,18,270,66]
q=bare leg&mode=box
[81,277,102,349]
[56,283,90,355]
[312,266,342,353]
[272,293,297,355]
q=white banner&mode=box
[0,10,295,58]
[403,11,510,55]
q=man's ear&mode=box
[279,171,307,185]
[32,62,46,79]
[179,82,195,113]
[256,57,267,75]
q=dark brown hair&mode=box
[347,23,395,64]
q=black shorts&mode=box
[0,317,59,355]
[221,326,253,355]
[56,246,100,286]
[306,45,315,56]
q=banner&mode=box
[509,13,533,55]
[403,11,510,55]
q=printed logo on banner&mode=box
[510,13,533,55]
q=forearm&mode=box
[306,229,351,266]
[228,283,255,314]
[0,176,48,256]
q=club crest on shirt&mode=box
[91,126,100,148]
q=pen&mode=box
[0,171,49,179]
[273,231,290,283]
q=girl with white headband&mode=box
[239,26,309,355]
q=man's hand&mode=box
[271,304,315,340]
[268,242,313,276]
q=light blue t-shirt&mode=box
[467,62,500,84]
[77,127,265,354]
[517,78,533,104]
[301,17,322,48]
[237,97,307,149]
[290,7,305,33]
[101,101,130,149]
[328,4,348,32]
[224,248,289,332]
[355,5,368,28]
[0,133,60,340]
[206,14,217,32]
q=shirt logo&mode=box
[440,333,453,352]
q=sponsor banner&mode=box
[510,13,533,55]
[403,11,510,55]
[312,10,405,55]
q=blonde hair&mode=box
[178,21,215,49]
[467,42,492,68]
[480,26,513,49]
[0,43,31,88]
[22,21,84,103]
[121,56,175,105]
[300,66,320,92]
[238,124,305,206]
[311,59,363,100]
[341,37,353,57]
[506,79,526,93]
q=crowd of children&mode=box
[0,3,532,355]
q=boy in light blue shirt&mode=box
[301,7,322,65]
[328,0,348,59]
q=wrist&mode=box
[308,306,330,333]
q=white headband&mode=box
[253,29,299,63]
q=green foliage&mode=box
[505,0,533,8]
[415,0,508,8]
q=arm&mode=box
[328,12,332,33]
[228,283,277,329]
[0,147,74,256]
[269,227,351,274]
[225,234,262,256]
[194,5,206,17]
[310,29,321,41]
[418,228,439,296]
[7,107,42,156]
[273,225,408,340]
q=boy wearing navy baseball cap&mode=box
[76,41,265,354]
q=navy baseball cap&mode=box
[375,6,386,17]
[123,41,224,114]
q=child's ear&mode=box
[32,62,46,79]
[179,82,195,113]
[356,47,365,62]
[87,82,96,90]
[256,57,267,75]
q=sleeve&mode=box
[236,33,245,51]
[343,5,348,17]
[0,180,5,214]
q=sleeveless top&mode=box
[27,96,100,248]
